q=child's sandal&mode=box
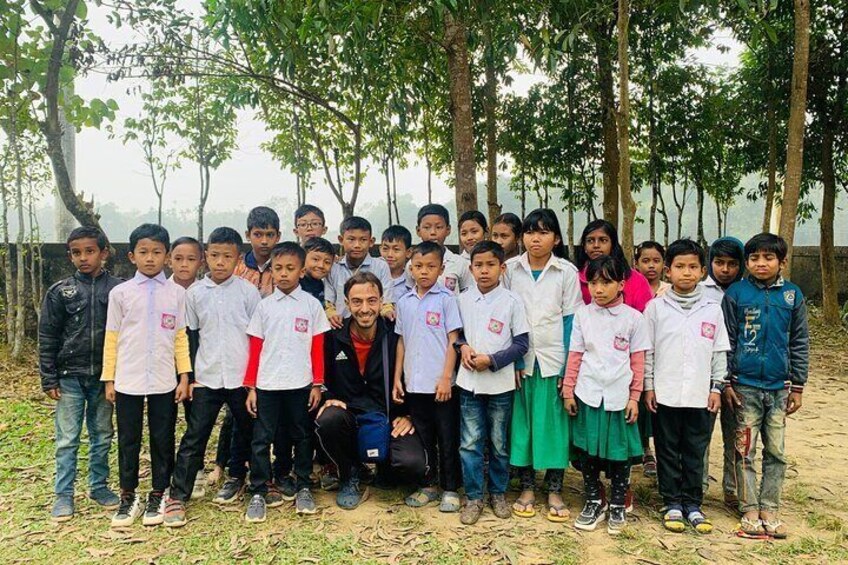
[736,516,769,539]
[512,497,536,518]
[405,488,440,508]
[546,502,570,523]
[762,519,788,539]
[686,509,713,534]
[662,507,686,533]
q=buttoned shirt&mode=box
[325,254,394,318]
[246,286,331,390]
[457,285,529,394]
[395,284,462,393]
[187,275,261,389]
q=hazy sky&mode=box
[71,4,742,234]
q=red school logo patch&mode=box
[426,311,441,327]
[613,335,630,352]
[444,275,457,291]
[160,313,176,330]
[488,318,504,335]
[701,322,717,340]
[294,318,309,333]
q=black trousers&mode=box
[406,390,462,491]
[170,387,254,501]
[578,452,629,506]
[314,406,428,484]
[652,404,712,508]
[250,387,312,493]
[116,390,177,493]
[219,405,289,481]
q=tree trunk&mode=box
[28,189,42,323]
[11,109,26,359]
[762,97,778,232]
[820,127,838,324]
[594,26,620,228]
[444,12,478,217]
[520,172,526,219]
[657,184,670,246]
[567,175,576,260]
[391,150,400,224]
[696,179,706,247]
[778,0,811,278]
[617,0,636,262]
[384,154,393,224]
[1,154,14,345]
[483,28,500,225]
[423,113,433,204]
[716,199,723,238]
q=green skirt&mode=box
[510,366,570,469]
[572,399,643,463]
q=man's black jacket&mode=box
[38,270,123,391]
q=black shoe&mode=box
[574,499,606,531]
[142,491,166,526]
[608,504,627,535]
[213,477,245,504]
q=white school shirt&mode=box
[186,275,261,390]
[441,247,475,295]
[570,301,651,411]
[246,286,331,390]
[325,254,394,317]
[699,276,725,303]
[644,293,730,409]
[503,253,583,377]
[457,285,530,394]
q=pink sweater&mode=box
[579,267,653,313]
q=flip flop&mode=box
[405,488,440,508]
[663,507,686,533]
[546,502,570,523]
[439,491,461,513]
[762,519,788,539]
[512,497,536,518]
[736,516,769,539]
[686,509,714,534]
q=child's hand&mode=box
[435,378,452,402]
[392,379,405,404]
[472,353,492,372]
[707,391,721,413]
[460,345,477,371]
[625,399,639,424]
[308,385,322,412]
[723,387,742,412]
[786,391,803,415]
[46,388,61,401]
[383,309,396,322]
[317,399,347,419]
[246,388,258,418]
[644,391,658,413]
[514,369,525,389]
[329,313,344,329]
[105,382,116,404]
[174,374,189,403]
[188,383,196,402]
[563,397,578,416]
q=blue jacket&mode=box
[722,276,809,391]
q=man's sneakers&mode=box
[142,491,166,526]
[574,499,606,531]
[111,492,143,528]
[245,494,267,523]
[51,495,74,522]
[89,487,121,510]
[295,488,317,515]
[163,498,187,528]
[213,477,245,504]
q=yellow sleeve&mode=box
[380,302,395,317]
[174,327,192,375]
[100,330,119,382]
[324,302,338,318]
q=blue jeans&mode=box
[54,375,114,496]
[459,389,513,501]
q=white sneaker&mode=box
[192,470,207,499]
[111,492,143,528]
[141,491,166,526]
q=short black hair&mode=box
[635,240,665,261]
[522,208,567,259]
[470,240,504,263]
[343,271,383,298]
[412,240,445,262]
[304,236,335,257]
[493,212,521,238]
[247,206,280,232]
[665,238,705,267]
[270,241,306,267]
[294,204,326,223]
[339,216,372,235]
[66,226,108,251]
[129,223,170,252]
[417,203,450,227]
[459,210,488,232]
[745,233,788,261]
[206,227,243,248]
[585,255,627,283]
[171,236,203,255]
[381,225,412,249]
[711,238,745,263]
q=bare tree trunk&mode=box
[762,97,778,232]
[520,172,526,219]
[0,152,14,345]
[567,175,576,260]
[28,188,42,323]
[594,26,620,228]
[11,109,26,358]
[696,179,706,247]
[390,150,400,224]
[657,185,670,247]
[778,0,811,278]
[617,0,636,261]
[820,126,838,324]
[716,199,723,238]
[483,28,500,225]
[423,113,433,204]
[384,153,393,225]
[444,12,478,217]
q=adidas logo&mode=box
[335,351,349,361]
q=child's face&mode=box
[666,253,705,294]
[636,248,664,283]
[491,223,518,257]
[380,239,411,275]
[272,254,305,293]
[584,228,612,260]
[129,238,169,278]
[712,256,741,287]
[170,243,203,284]
[68,237,108,276]
[470,251,504,293]
[459,220,487,254]
[205,243,241,284]
[416,215,450,246]
[746,250,783,283]
[245,226,281,262]
[522,227,559,260]
[305,250,334,280]
[588,275,624,307]
[293,212,327,243]
[339,229,374,263]
[410,252,444,290]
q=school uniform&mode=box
[391,274,411,302]
[244,286,330,492]
[456,285,530,501]
[645,291,730,508]
[100,271,191,493]
[395,283,463,491]
[441,247,475,295]
[325,254,394,318]
[169,275,261,502]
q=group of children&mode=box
[39,201,807,540]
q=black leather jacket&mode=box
[38,270,124,391]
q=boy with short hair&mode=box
[416,204,474,295]
[40,227,124,522]
[163,227,261,527]
[643,239,730,535]
[101,224,191,528]
[723,233,809,539]
[243,242,330,522]
[456,241,529,525]
[302,237,335,303]
[235,206,281,298]
[170,237,204,290]
[325,216,394,327]
[380,225,413,300]
[393,241,463,513]
[293,204,328,245]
